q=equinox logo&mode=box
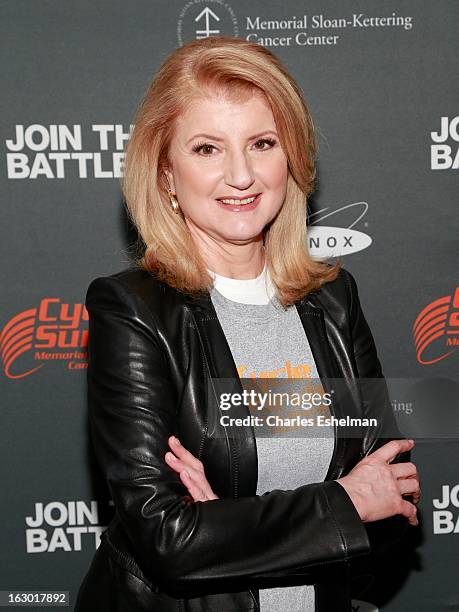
[0,298,88,379]
[307,201,372,258]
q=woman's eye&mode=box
[192,143,216,155]
[253,138,276,150]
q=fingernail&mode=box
[173,436,181,445]
[183,470,190,478]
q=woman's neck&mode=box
[205,245,266,280]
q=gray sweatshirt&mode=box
[208,264,335,612]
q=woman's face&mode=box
[164,90,288,252]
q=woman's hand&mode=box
[165,436,219,501]
[336,438,420,526]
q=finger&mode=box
[398,477,421,498]
[390,462,418,479]
[400,471,421,503]
[180,470,207,502]
[165,452,217,499]
[369,439,414,463]
[165,452,204,485]
[400,498,419,526]
[182,464,217,500]
[406,472,421,502]
[401,481,421,504]
[166,442,198,474]
[169,436,205,472]
[165,451,186,473]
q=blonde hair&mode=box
[121,35,342,306]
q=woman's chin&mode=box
[213,229,265,244]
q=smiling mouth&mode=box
[216,193,261,205]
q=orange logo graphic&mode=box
[413,287,459,365]
[1,299,88,379]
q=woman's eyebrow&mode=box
[186,130,278,145]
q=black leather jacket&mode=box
[75,265,411,612]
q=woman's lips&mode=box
[215,193,262,212]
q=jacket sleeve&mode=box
[342,269,413,569]
[85,275,371,596]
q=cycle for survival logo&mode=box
[413,287,459,365]
[0,298,88,379]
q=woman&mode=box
[76,36,420,612]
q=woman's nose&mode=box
[223,150,255,190]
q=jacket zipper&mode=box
[248,588,260,611]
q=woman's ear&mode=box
[163,168,176,194]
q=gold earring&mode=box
[167,188,180,214]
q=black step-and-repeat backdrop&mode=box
[1,1,458,610]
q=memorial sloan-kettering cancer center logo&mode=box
[0,298,88,379]
[176,1,413,48]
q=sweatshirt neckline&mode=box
[207,261,277,305]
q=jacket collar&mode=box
[182,289,346,496]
